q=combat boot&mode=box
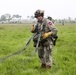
[41,63,46,68]
[46,65,51,69]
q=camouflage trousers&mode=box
[38,41,53,66]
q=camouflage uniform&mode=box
[31,9,58,68]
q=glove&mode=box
[31,25,35,32]
[42,32,52,39]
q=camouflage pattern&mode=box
[38,40,53,66]
[32,18,58,67]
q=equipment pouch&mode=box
[33,34,39,47]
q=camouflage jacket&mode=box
[31,18,58,46]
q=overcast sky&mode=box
[0,0,76,19]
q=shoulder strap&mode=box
[43,18,47,26]
[42,18,47,32]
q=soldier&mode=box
[62,20,64,25]
[31,9,58,69]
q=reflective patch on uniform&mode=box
[48,21,52,25]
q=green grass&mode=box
[0,24,76,75]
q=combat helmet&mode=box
[34,9,44,18]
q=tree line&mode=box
[0,13,22,22]
[0,13,76,24]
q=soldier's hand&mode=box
[31,25,35,32]
[42,32,52,39]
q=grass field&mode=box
[0,23,76,75]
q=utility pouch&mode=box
[33,34,39,47]
[50,35,58,46]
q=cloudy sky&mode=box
[0,0,76,19]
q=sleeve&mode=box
[47,20,58,35]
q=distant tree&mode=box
[12,15,15,18]
[12,14,22,23]
[75,18,76,22]
[68,17,71,20]
[62,20,64,25]
[5,13,11,22]
[27,16,29,18]
[31,15,34,19]
[1,15,6,21]
[68,17,71,23]
[19,16,22,20]
[58,19,62,23]
[12,14,21,19]
[15,15,20,18]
